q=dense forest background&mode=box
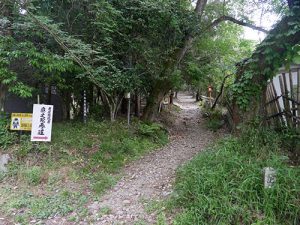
[1,0,299,122]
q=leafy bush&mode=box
[0,114,17,149]
[92,172,117,195]
[89,121,167,172]
[279,127,300,164]
[171,128,300,224]
[201,107,225,131]
[138,122,168,144]
[21,166,43,185]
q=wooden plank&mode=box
[279,74,290,127]
[289,70,296,127]
[267,111,285,119]
[282,95,300,105]
[268,83,280,126]
[271,81,284,125]
[282,73,293,126]
[265,86,273,126]
[265,95,281,105]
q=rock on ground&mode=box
[0,154,11,173]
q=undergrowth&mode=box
[0,119,168,223]
[169,127,300,225]
[0,114,17,149]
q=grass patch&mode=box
[91,172,117,195]
[169,127,300,224]
[20,166,43,185]
[201,106,226,132]
[4,189,88,222]
[0,119,168,222]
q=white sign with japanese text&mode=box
[31,104,54,142]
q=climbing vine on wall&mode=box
[231,5,300,110]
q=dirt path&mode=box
[0,93,223,225]
[87,93,223,224]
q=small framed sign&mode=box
[31,104,54,142]
[10,113,32,131]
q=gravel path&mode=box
[0,93,222,225]
[89,93,222,224]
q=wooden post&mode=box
[125,93,131,126]
[271,81,284,126]
[128,98,131,126]
[134,92,141,118]
[83,90,87,124]
[169,91,174,104]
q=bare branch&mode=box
[208,15,269,33]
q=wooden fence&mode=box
[265,65,300,128]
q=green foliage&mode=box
[279,127,300,163]
[171,128,300,224]
[138,122,168,144]
[0,119,168,222]
[200,104,225,131]
[0,35,76,98]
[0,114,17,149]
[232,5,300,110]
[92,172,117,195]
[20,166,43,185]
[6,190,88,221]
[183,22,256,95]
[206,118,224,132]
[231,70,262,110]
[86,120,167,173]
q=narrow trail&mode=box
[88,93,223,224]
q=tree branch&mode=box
[208,15,268,33]
[211,74,232,110]
[176,0,208,65]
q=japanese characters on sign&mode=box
[31,104,54,142]
[10,113,32,131]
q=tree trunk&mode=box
[0,1,13,112]
[134,91,141,118]
[196,90,200,101]
[169,91,174,104]
[61,91,71,120]
[142,0,208,120]
[142,83,169,121]
[0,85,7,112]
[47,84,52,104]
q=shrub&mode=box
[0,114,17,149]
[21,166,43,185]
[138,122,168,144]
[279,127,300,164]
[205,109,224,131]
[92,172,117,195]
[171,128,300,225]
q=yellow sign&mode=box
[10,113,32,131]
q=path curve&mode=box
[89,93,221,224]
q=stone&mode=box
[0,154,11,173]
[122,199,131,205]
[263,167,276,188]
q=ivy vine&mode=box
[232,5,300,110]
